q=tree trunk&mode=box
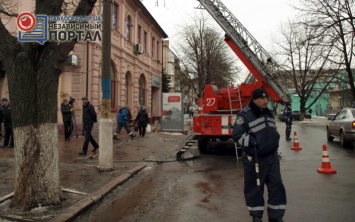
[11,124,61,210]
[0,0,98,212]
[6,50,62,210]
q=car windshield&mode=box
[351,110,355,117]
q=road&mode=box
[78,120,355,222]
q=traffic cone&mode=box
[317,144,336,174]
[291,131,302,150]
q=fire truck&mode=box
[193,0,292,153]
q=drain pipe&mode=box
[86,41,89,96]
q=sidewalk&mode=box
[0,127,189,221]
[294,115,329,126]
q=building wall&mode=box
[2,0,166,132]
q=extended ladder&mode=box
[197,0,291,104]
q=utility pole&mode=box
[99,0,113,171]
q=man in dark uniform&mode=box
[79,96,99,155]
[0,98,14,148]
[283,103,293,141]
[232,88,286,222]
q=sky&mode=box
[142,0,297,54]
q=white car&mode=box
[326,108,355,147]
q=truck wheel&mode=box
[198,138,209,154]
[219,137,229,142]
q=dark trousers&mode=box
[82,123,98,153]
[138,126,146,137]
[115,123,132,135]
[243,154,286,219]
[285,123,292,139]
[63,120,72,139]
[4,125,14,146]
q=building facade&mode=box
[0,0,168,130]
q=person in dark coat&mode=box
[232,88,286,222]
[0,98,13,148]
[79,96,99,155]
[135,106,149,137]
[283,103,293,141]
[61,99,72,141]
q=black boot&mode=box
[269,219,284,222]
[92,146,99,153]
[113,134,120,140]
[129,133,136,140]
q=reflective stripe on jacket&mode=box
[232,101,280,157]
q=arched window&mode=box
[112,3,119,29]
[125,72,132,107]
[126,15,131,41]
[139,74,146,106]
[110,63,117,109]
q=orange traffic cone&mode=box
[317,144,336,174]
[291,131,302,150]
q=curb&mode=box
[53,164,147,222]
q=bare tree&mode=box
[0,0,97,211]
[276,19,339,120]
[175,13,238,98]
[295,0,355,101]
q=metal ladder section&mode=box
[227,85,241,161]
[197,0,291,103]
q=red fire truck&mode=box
[193,0,291,153]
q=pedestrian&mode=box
[61,99,72,141]
[308,108,313,116]
[283,103,293,141]
[0,98,14,148]
[232,88,286,222]
[78,96,99,156]
[189,108,193,118]
[135,106,149,137]
[113,105,136,140]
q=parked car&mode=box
[278,111,312,122]
[292,111,312,121]
[326,107,355,147]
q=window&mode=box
[139,75,146,106]
[151,37,155,57]
[143,31,147,52]
[112,4,119,29]
[126,16,131,41]
[137,25,141,44]
[156,40,159,59]
[110,63,117,109]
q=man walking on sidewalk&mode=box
[113,105,136,140]
[79,96,99,156]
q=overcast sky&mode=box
[142,0,297,53]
